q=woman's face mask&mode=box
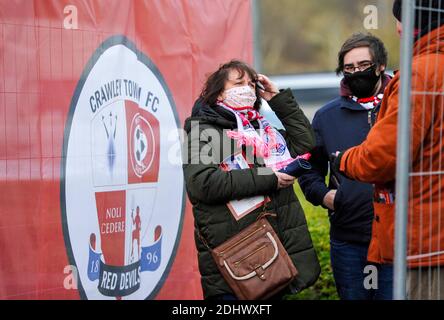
[221,85,257,109]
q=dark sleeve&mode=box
[183,125,278,205]
[297,113,330,207]
[268,88,315,157]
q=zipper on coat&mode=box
[369,102,381,129]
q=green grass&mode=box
[286,183,339,300]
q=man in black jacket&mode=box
[298,33,393,300]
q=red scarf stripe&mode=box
[220,104,255,111]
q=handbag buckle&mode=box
[254,265,266,281]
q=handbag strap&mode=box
[257,211,277,220]
[257,201,277,220]
[197,229,214,252]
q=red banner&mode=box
[0,0,253,299]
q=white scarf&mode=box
[218,102,310,170]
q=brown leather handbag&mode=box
[201,214,298,300]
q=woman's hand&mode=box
[275,172,296,189]
[257,74,279,101]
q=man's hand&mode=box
[323,190,337,211]
[275,172,296,189]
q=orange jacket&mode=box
[340,25,444,267]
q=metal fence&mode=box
[395,0,444,300]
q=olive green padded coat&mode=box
[183,89,321,299]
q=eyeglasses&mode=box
[343,62,375,74]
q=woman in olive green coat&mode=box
[183,60,320,299]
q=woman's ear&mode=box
[217,91,225,102]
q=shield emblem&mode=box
[126,100,159,184]
[62,37,184,300]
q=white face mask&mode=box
[222,85,257,110]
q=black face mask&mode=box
[343,65,381,98]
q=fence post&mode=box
[394,0,415,301]
[251,0,262,72]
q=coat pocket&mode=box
[333,187,343,212]
[329,188,343,224]
[373,202,395,262]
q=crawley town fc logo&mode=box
[61,36,184,299]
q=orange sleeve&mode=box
[339,76,399,184]
[340,67,433,185]
[340,104,398,184]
